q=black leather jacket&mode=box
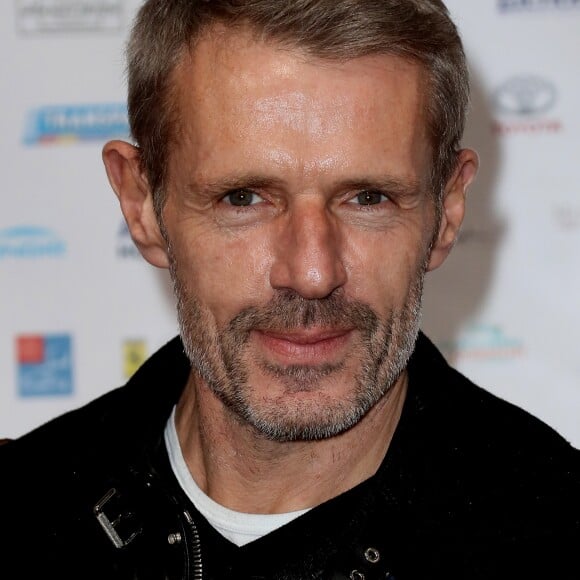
[1,334,579,579]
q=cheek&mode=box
[344,227,429,311]
[173,228,275,322]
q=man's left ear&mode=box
[427,148,479,271]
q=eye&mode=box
[351,190,389,206]
[222,189,263,207]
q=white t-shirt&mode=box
[164,407,310,546]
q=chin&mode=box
[221,368,387,442]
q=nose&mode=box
[269,199,347,299]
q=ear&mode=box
[427,148,479,271]
[102,140,169,269]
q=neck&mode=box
[174,372,407,514]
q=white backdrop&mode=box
[2,0,579,446]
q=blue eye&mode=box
[355,190,388,205]
[223,189,261,207]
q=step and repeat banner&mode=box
[1,1,579,445]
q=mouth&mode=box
[251,328,354,365]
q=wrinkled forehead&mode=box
[162,25,433,194]
[171,24,431,143]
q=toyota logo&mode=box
[494,76,557,116]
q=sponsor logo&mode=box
[24,103,129,145]
[491,76,561,135]
[498,0,580,11]
[456,225,500,246]
[494,76,556,116]
[116,221,140,258]
[123,339,147,378]
[0,226,66,259]
[441,324,525,362]
[16,0,123,33]
[16,334,74,397]
[553,203,580,230]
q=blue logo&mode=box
[441,324,525,361]
[498,0,580,11]
[0,226,66,259]
[23,103,129,145]
[116,221,140,259]
[17,334,74,397]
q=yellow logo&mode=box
[123,340,147,378]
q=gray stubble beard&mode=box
[169,253,425,443]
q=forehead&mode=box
[168,25,431,185]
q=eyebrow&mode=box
[336,177,424,199]
[187,173,424,199]
[186,174,285,198]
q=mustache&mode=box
[225,290,380,338]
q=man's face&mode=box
[162,28,438,441]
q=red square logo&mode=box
[17,336,45,364]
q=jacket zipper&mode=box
[183,510,203,580]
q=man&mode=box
[1,1,579,578]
